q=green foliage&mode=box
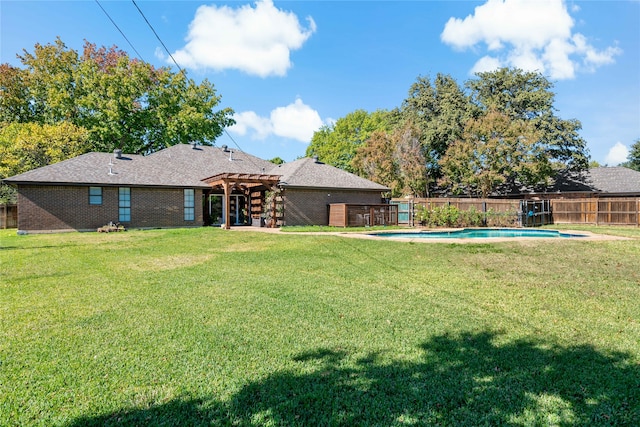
[1,38,234,155]
[416,204,461,227]
[306,109,398,172]
[352,122,427,197]
[439,109,549,197]
[0,183,17,204]
[415,204,517,228]
[468,68,589,171]
[402,73,471,190]
[624,139,640,171]
[269,156,285,165]
[313,69,588,198]
[0,121,88,177]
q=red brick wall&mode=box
[17,185,203,232]
[281,188,383,226]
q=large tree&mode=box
[401,73,471,193]
[352,121,426,197]
[467,68,589,171]
[0,122,88,202]
[0,38,235,154]
[306,109,398,172]
[352,130,399,193]
[624,139,640,171]
[439,110,545,197]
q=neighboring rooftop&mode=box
[585,167,640,194]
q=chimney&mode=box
[114,149,122,159]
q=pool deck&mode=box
[229,226,630,243]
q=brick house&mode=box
[273,156,390,226]
[3,144,388,232]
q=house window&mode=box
[184,189,195,221]
[89,187,102,205]
[119,187,131,222]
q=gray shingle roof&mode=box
[270,157,389,191]
[585,167,640,193]
[3,144,275,188]
[148,143,276,179]
[510,166,640,195]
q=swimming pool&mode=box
[372,228,587,239]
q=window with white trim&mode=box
[89,187,102,205]
[119,187,131,222]
[184,189,195,221]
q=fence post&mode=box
[482,201,487,227]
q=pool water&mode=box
[372,228,586,239]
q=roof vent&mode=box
[221,144,229,152]
[114,149,122,159]
[190,141,197,149]
[229,150,234,161]
[312,155,319,163]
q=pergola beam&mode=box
[202,173,281,229]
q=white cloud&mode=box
[171,0,316,77]
[231,111,273,140]
[470,56,504,74]
[605,142,629,165]
[441,0,621,79]
[230,98,324,143]
[154,47,165,61]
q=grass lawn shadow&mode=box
[66,331,639,426]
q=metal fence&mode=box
[392,198,521,227]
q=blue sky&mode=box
[1,0,639,164]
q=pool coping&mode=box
[229,226,631,243]
[341,228,630,243]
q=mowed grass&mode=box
[1,227,639,426]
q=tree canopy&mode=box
[0,121,88,202]
[310,68,590,197]
[624,139,640,171]
[1,38,234,155]
[305,109,399,173]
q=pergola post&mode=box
[222,180,231,229]
[202,173,282,230]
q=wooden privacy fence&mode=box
[392,197,640,227]
[1,204,18,229]
[552,198,640,226]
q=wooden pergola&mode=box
[202,172,281,229]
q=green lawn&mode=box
[1,227,639,426]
